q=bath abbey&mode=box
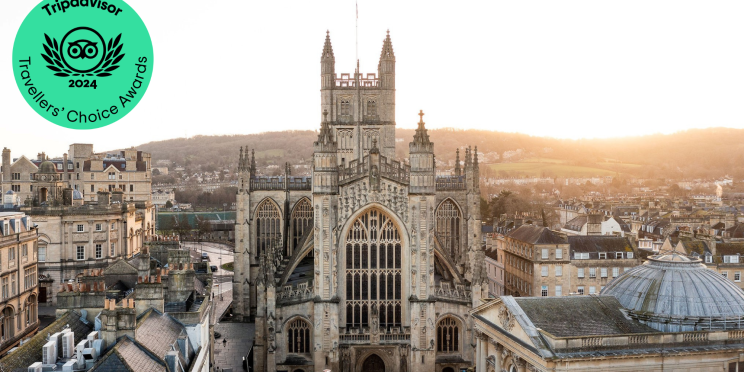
[233,31,486,372]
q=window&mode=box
[615,252,624,259]
[578,268,585,278]
[589,286,596,294]
[575,252,590,259]
[76,246,85,260]
[287,319,311,354]
[24,267,36,290]
[91,185,94,192]
[437,317,460,352]
[38,247,46,262]
[577,286,584,295]
[130,184,134,192]
[626,252,633,259]
[589,268,596,278]
[555,248,562,259]
[77,224,84,232]
[110,243,116,257]
[725,255,740,264]
[111,223,115,230]
[599,253,607,259]
[366,100,377,116]
[624,267,630,272]
[436,199,462,262]
[541,248,549,259]
[600,268,608,278]
[723,271,729,278]
[95,223,102,231]
[555,285,562,296]
[345,208,402,330]
[95,244,102,259]
[612,267,619,277]
[340,100,351,116]
[705,255,713,263]
[1,277,8,299]
[90,173,94,180]
[11,173,20,181]
[11,276,15,296]
[541,286,548,297]
[11,185,20,192]
[108,172,116,180]
[541,266,548,277]
[555,265,562,277]
[8,248,15,263]
[736,272,741,282]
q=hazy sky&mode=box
[2,0,744,157]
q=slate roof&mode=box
[568,236,634,254]
[716,242,744,257]
[513,295,655,337]
[135,310,185,361]
[0,311,94,372]
[563,216,587,232]
[507,225,566,245]
[726,224,744,239]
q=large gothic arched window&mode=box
[287,318,311,354]
[289,199,313,257]
[436,317,460,352]
[345,208,402,331]
[436,199,462,261]
[255,199,282,257]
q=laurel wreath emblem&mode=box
[41,33,124,77]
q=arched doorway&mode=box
[39,188,48,203]
[362,354,385,372]
[443,367,455,372]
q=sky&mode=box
[2,0,744,157]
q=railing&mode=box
[729,330,744,340]
[628,335,648,344]
[436,176,466,190]
[380,333,410,343]
[277,282,314,304]
[250,177,311,191]
[335,73,379,88]
[435,281,471,302]
[582,337,603,347]
[682,332,708,342]
[339,334,370,344]
[339,155,411,185]
[339,159,370,184]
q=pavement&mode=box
[211,289,234,325]
[214,322,254,372]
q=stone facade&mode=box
[0,212,39,355]
[234,31,487,372]
[1,144,152,205]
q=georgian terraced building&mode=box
[234,31,489,372]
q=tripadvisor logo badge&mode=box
[12,0,153,129]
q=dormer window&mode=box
[705,255,713,263]
[724,255,740,264]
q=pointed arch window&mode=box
[255,199,282,257]
[367,100,377,117]
[289,198,313,256]
[340,100,351,116]
[436,199,462,262]
[436,317,460,353]
[287,319,311,354]
[345,208,402,331]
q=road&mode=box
[182,241,234,297]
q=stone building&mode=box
[501,225,640,297]
[0,150,155,305]
[0,211,39,355]
[1,144,152,205]
[234,31,488,372]
[29,190,152,304]
[473,252,744,372]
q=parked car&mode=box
[210,265,219,273]
[201,252,209,261]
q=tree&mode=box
[196,216,213,241]
[173,214,193,241]
[489,190,530,220]
[165,200,173,209]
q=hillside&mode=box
[133,127,744,179]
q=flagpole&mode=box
[355,1,358,64]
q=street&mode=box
[182,241,234,297]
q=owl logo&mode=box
[67,40,99,60]
[41,26,125,77]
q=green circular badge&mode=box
[12,0,153,129]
